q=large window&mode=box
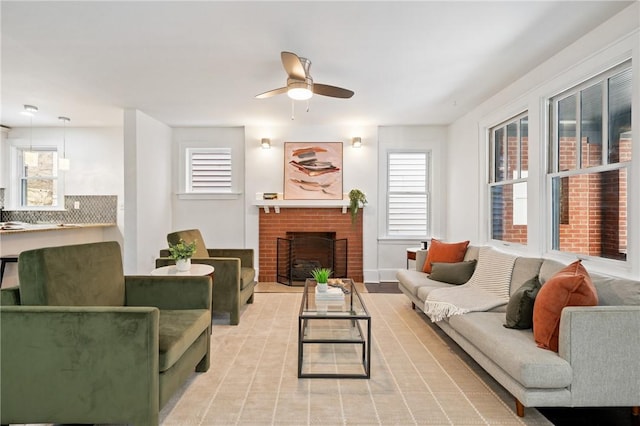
[549,63,631,260]
[387,151,430,237]
[17,147,61,207]
[489,113,528,244]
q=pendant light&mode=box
[58,116,70,171]
[24,105,39,168]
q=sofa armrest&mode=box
[415,249,428,271]
[0,306,160,425]
[0,287,21,305]
[559,305,640,406]
[125,275,212,311]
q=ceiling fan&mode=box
[256,51,354,101]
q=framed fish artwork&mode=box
[283,142,343,200]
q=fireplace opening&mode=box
[277,232,348,286]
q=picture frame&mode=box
[283,142,343,200]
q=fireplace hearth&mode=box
[277,232,347,285]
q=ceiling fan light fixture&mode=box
[287,79,313,100]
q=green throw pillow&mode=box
[429,260,477,285]
[504,276,541,329]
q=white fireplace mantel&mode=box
[253,193,350,214]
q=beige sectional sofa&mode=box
[396,246,640,417]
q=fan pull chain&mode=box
[291,100,295,120]
[306,99,310,113]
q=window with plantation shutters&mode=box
[387,152,430,237]
[187,148,232,193]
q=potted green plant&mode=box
[310,267,332,292]
[348,189,367,224]
[169,239,197,272]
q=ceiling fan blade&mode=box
[313,83,354,99]
[281,51,306,80]
[255,87,288,99]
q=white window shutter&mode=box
[387,152,429,236]
[187,148,232,193]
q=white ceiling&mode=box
[1,1,633,129]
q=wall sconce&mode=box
[261,138,271,149]
[352,137,362,148]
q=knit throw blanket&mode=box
[424,247,517,322]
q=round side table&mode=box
[151,264,214,276]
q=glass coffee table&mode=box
[298,278,371,379]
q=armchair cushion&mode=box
[18,241,125,307]
[241,267,256,290]
[159,309,210,372]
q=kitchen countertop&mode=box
[0,223,117,234]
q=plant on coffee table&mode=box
[311,267,332,292]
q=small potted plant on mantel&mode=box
[310,267,332,293]
[169,239,197,272]
[348,189,367,224]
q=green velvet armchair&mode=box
[0,241,212,426]
[156,229,256,325]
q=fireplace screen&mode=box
[277,234,348,285]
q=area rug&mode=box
[159,293,551,425]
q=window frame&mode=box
[488,111,529,247]
[385,150,431,239]
[186,147,233,194]
[7,141,65,210]
[177,140,242,200]
[547,61,632,263]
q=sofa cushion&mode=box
[397,269,450,297]
[158,309,210,372]
[240,267,256,290]
[509,257,544,296]
[448,312,572,389]
[429,260,477,285]
[18,241,125,307]
[504,276,540,329]
[538,259,566,284]
[589,272,640,306]
[533,260,598,352]
[421,239,469,274]
[416,280,456,302]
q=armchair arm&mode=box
[158,248,254,268]
[125,275,212,311]
[206,248,254,268]
[1,287,21,305]
[0,306,159,425]
[156,257,242,311]
[559,306,640,406]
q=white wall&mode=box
[244,124,378,280]
[377,125,447,281]
[447,3,639,278]
[171,127,246,248]
[123,109,173,274]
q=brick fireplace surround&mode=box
[258,208,363,283]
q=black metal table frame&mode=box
[297,279,371,379]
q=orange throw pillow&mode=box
[533,260,598,352]
[422,239,470,274]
